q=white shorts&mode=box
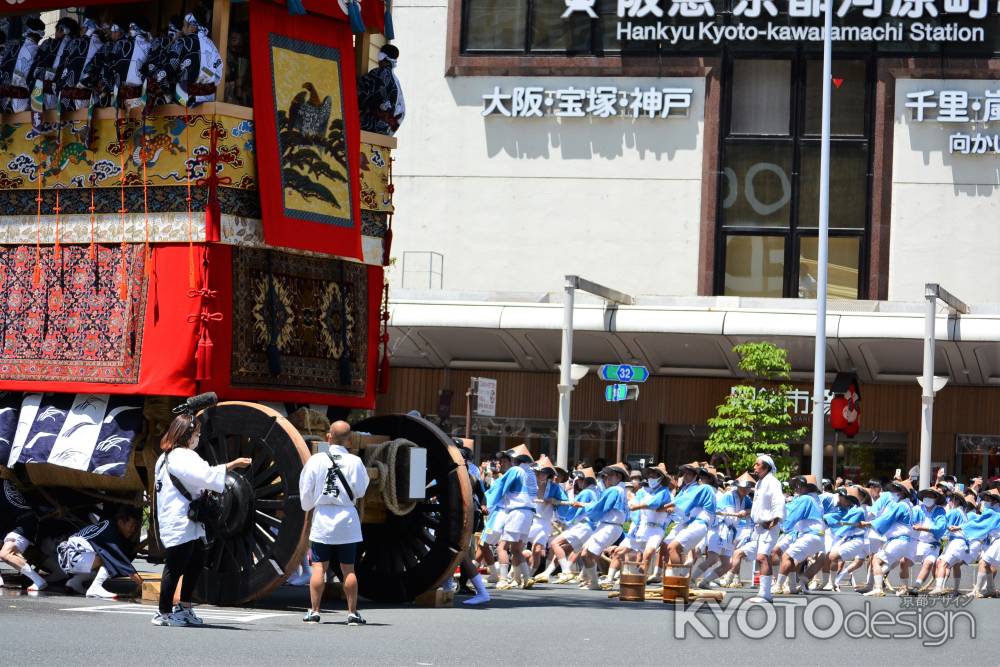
[824,531,834,554]
[866,535,885,556]
[876,538,912,568]
[670,522,709,553]
[914,540,940,563]
[528,519,552,548]
[708,525,736,557]
[57,537,97,575]
[981,540,1000,567]
[584,523,623,557]
[3,532,30,554]
[773,532,793,554]
[784,533,824,565]
[939,539,982,567]
[560,522,595,552]
[737,525,779,561]
[830,536,867,562]
[501,508,534,543]
[480,509,507,546]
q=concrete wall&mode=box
[889,78,1000,304]
[389,0,706,297]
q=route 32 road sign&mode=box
[599,364,650,383]
[605,384,639,402]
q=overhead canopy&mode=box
[386,292,1000,387]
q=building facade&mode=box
[379,0,1000,480]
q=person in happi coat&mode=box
[662,462,717,568]
[622,463,673,584]
[525,455,566,584]
[774,475,825,595]
[357,44,405,136]
[4,18,45,113]
[858,479,914,597]
[55,506,143,598]
[0,17,23,112]
[547,469,599,584]
[569,463,629,591]
[167,9,223,106]
[717,473,754,588]
[823,485,870,591]
[30,17,77,110]
[120,19,153,110]
[908,486,948,594]
[55,18,101,112]
[970,489,1000,597]
[143,15,182,108]
[493,449,538,591]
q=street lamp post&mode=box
[809,0,835,480]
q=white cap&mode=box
[755,454,776,472]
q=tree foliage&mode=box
[277,112,348,208]
[704,342,807,480]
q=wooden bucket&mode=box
[662,575,689,602]
[619,573,646,602]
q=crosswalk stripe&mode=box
[61,603,291,623]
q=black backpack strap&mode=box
[326,450,355,503]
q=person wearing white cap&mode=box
[570,464,629,590]
[743,454,785,602]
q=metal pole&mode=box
[464,376,475,440]
[556,277,576,470]
[616,401,624,463]
[809,0,834,480]
[919,294,936,489]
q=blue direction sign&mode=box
[605,383,629,402]
[598,364,650,383]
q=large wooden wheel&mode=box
[193,402,311,606]
[351,414,473,603]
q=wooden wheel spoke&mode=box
[255,523,277,545]
[254,498,287,510]
[255,509,282,531]
[254,481,284,500]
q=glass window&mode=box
[464,0,527,51]
[797,144,868,229]
[797,236,861,300]
[531,1,591,52]
[730,60,792,136]
[804,60,868,136]
[721,142,794,228]
[723,235,786,298]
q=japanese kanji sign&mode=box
[482,85,693,119]
[904,84,1000,156]
[560,0,995,45]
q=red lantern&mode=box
[830,396,849,431]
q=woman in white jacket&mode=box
[153,414,250,627]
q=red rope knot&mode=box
[186,288,219,300]
[186,311,224,325]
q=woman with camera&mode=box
[153,413,251,627]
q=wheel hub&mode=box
[214,471,254,539]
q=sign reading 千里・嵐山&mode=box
[482,85,693,119]
[904,85,1000,156]
[560,0,996,45]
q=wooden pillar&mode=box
[212,0,232,102]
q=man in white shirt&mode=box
[299,421,370,625]
[747,454,786,602]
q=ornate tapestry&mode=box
[250,0,363,259]
[230,247,368,394]
[360,141,393,213]
[0,244,146,383]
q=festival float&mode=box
[0,0,471,605]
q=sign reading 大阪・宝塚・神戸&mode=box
[482,84,693,119]
[560,0,995,45]
[904,85,1000,156]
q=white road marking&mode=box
[60,603,291,623]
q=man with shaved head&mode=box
[299,420,369,625]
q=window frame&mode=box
[714,51,876,300]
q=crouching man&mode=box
[56,506,143,598]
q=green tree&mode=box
[705,342,807,479]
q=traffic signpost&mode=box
[600,366,646,462]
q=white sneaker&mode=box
[173,604,204,626]
[533,572,550,583]
[863,588,886,597]
[587,579,603,591]
[822,581,835,591]
[151,611,189,626]
[86,583,117,599]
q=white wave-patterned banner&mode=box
[0,393,142,477]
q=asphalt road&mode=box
[0,574,993,666]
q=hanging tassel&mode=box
[88,188,96,260]
[383,0,395,40]
[32,248,42,288]
[33,166,43,287]
[195,328,213,381]
[377,335,391,395]
[140,126,151,276]
[53,190,61,257]
[347,0,366,34]
[287,0,307,14]
[118,246,128,301]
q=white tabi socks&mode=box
[21,564,47,591]
[788,572,798,593]
[463,573,491,606]
[498,563,510,583]
[519,562,532,584]
[86,566,116,599]
[951,573,961,593]
[758,575,773,601]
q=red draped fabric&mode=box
[249,0,364,260]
